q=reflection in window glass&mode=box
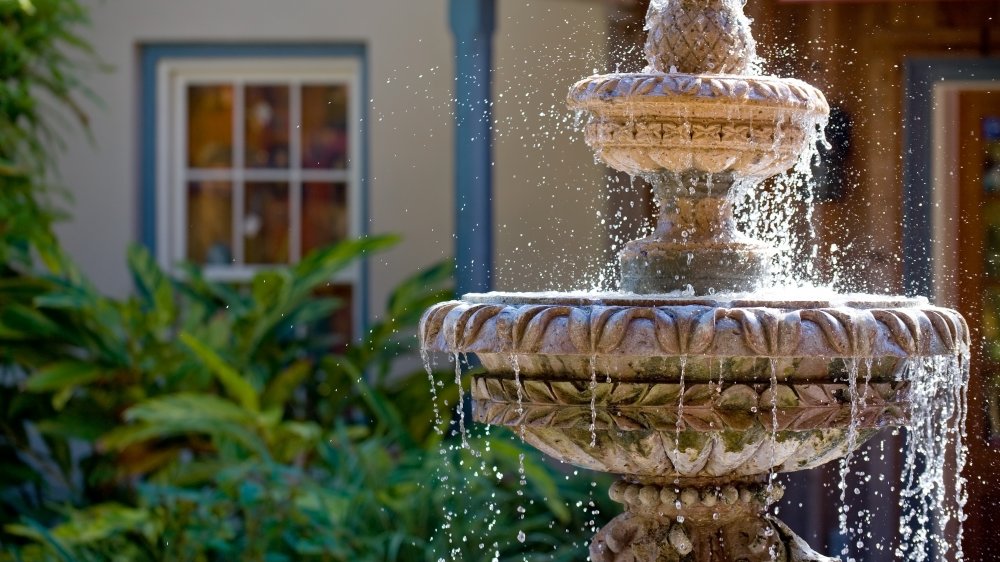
[187,85,233,168]
[301,84,349,169]
[302,182,348,256]
[244,182,289,264]
[245,85,290,168]
[187,181,233,265]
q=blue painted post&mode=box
[449,0,496,296]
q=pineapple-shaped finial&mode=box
[644,0,758,75]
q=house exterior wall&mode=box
[58,0,605,319]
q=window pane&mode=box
[187,85,233,168]
[187,181,233,264]
[244,182,289,264]
[245,84,290,168]
[301,84,349,169]
[301,182,348,256]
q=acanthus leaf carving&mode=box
[800,309,851,355]
[464,305,504,348]
[419,301,460,347]
[422,299,966,359]
[684,306,719,355]
[598,308,655,353]
[653,308,681,355]
[518,305,572,353]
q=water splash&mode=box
[511,352,525,441]
[837,358,861,562]
[897,351,971,562]
[453,352,469,449]
[422,349,445,435]
[766,358,780,503]
[675,356,688,448]
[588,354,598,448]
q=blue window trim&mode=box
[449,0,495,295]
[139,43,370,332]
[903,57,1000,297]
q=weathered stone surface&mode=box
[421,295,969,361]
[420,294,966,560]
[418,0,968,559]
[591,480,837,561]
[643,0,757,75]
[567,74,828,178]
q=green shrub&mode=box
[0,3,612,561]
[0,0,96,271]
[0,240,611,561]
[0,1,614,559]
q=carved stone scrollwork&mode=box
[471,378,908,432]
[567,74,829,113]
[420,295,970,360]
[566,73,829,176]
[417,0,971,557]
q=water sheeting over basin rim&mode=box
[461,290,926,310]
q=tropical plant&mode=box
[0,240,611,561]
[0,1,612,559]
[0,0,97,271]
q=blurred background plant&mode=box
[0,1,611,560]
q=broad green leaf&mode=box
[122,393,255,425]
[386,259,453,319]
[4,518,74,561]
[36,410,115,441]
[180,332,259,412]
[28,503,148,545]
[33,287,92,310]
[127,243,175,324]
[24,361,104,392]
[262,360,312,410]
[103,394,269,456]
[293,235,399,293]
[0,303,70,340]
[102,418,269,460]
[251,269,292,310]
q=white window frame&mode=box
[155,57,363,329]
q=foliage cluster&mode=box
[0,1,611,560]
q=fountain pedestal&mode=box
[593,479,833,562]
[619,173,771,294]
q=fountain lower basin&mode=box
[420,291,968,560]
[421,291,966,478]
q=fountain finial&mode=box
[644,0,757,75]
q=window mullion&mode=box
[233,79,246,266]
[290,80,303,263]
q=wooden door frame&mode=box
[903,57,1000,298]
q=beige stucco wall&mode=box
[57,0,605,322]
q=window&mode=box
[144,47,366,344]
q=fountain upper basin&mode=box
[568,72,829,176]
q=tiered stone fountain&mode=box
[421,0,969,559]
